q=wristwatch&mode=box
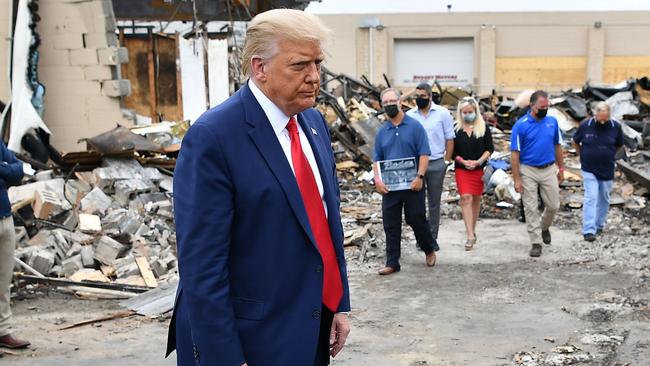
[417,174,425,179]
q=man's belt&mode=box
[530,162,555,169]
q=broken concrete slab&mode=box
[113,179,156,206]
[80,187,113,215]
[61,255,84,277]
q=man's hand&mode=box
[410,177,423,191]
[514,178,523,193]
[557,169,565,185]
[329,313,351,358]
[375,181,390,195]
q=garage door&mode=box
[393,38,474,88]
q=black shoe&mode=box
[530,244,542,257]
[542,230,551,245]
[584,234,596,242]
[596,228,603,235]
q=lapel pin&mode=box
[311,128,318,135]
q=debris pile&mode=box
[11,157,177,298]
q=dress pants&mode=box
[382,189,435,270]
[423,158,446,249]
[520,164,560,245]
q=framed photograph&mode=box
[378,157,417,191]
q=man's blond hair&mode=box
[241,9,332,76]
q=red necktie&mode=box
[286,117,343,312]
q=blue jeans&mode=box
[582,171,613,235]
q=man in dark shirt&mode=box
[573,102,624,241]
[373,88,436,275]
[0,141,29,349]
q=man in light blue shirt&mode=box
[406,82,455,250]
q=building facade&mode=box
[316,11,650,95]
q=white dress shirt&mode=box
[248,80,328,216]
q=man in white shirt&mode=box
[406,82,455,251]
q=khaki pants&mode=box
[0,217,15,336]
[520,164,560,245]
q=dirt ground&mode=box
[4,218,649,365]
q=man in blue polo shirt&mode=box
[511,90,565,258]
[573,102,623,242]
[374,88,436,275]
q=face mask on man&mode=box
[536,108,548,119]
[384,104,400,118]
[416,97,430,109]
[463,112,476,123]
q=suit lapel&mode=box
[241,85,318,249]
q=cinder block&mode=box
[83,65,113,81]
[94,236,126,265]
[39,48,71,66]
[44,80,101,96]
[53,33,84,50]
[70,48,99,66]
[38,65,84,80]
[28,249,55,275]
[63,15,90,34]
[80,245,95,268]
[33,190,63,219]
[79,213,102,233]
[61,255,84,277]
[101,79,131,97]
[97,47,128,65]
[83,31,118,48]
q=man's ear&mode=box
[251,57,267,82]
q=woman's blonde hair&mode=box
[241,9,332,76]
[454,97,487,138]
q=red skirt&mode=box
[455,168,484,195]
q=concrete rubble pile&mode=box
[11,157,177,296]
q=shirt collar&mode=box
[387,115,409,129]
[589,118,614,127]
[248,79,294,136]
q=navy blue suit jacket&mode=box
[167,83,351,366]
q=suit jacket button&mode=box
[316,265,323,273]
[312,310,321,320]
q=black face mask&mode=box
[536,108,548,119]
[384,105,400,118]
[416,97,430,109]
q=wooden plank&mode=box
[147,30,158,122]
[59,310,135,330]
[135,257,158,288]
[11,197,34,213]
